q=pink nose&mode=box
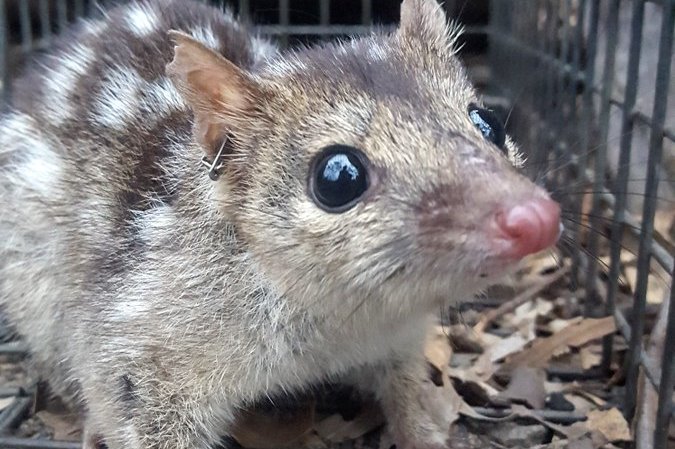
[495,198,561,259]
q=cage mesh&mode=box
[488,2,674,448]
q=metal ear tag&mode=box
[200,138,228,181]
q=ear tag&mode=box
[200,138,228,181]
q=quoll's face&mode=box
[234,35,560,314]
[168,0,561,317]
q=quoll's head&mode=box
[168,0,561,318]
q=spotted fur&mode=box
[1,1,547,449]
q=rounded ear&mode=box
[166,30,266,159]
[398,0,462,54]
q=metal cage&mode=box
[489,1,674,448]
[0,1,673,449]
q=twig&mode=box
[473,266,570,335]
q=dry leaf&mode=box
[549,317,584,333]
[473,267,568,334]
[562,393,603,415]
[473,334,530,379]
[503,317,616,371]
[510,404,584,439]
[314,402,384,443]
[568,389,607,408]
[423,324,507,425]
[524,250,565,277]
[230,406,314,449]
[624,267,668,305]
[586,408,631,442]
[447,367,501,397]
[422,326,465,429]
[566,318,616,348]
[498,366,547,409]
[35,410,81,441]
[566,437,596,449]
[490,335,530,362]
[424,325,452,371]
[580,346,602,370]
[0,397,15,412]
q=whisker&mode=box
[555,191,675,203]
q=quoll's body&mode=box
[0,1,561,448]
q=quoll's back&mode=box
[0,0,273,405]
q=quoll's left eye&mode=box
[310,144,369,213]
[468,103,506,151]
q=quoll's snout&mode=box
[492,197,561,259]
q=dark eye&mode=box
[468,103,506,151]
[310,145,369,213]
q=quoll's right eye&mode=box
[310,145,369,213]
[468,103,507,152]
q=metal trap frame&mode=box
[0,1,673,448]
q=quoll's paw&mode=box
[82,431,108,449]
[381,377,459,449]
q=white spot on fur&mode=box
[465,156,486,166]
[0,114,61,195]
[42,44,95,125]
[0,114,35,147]
[113,299,150,321]
[81,18,107,37]
[91,68,143,129]
[21,149,62,195]
[125,3,160,37]
[265,56,307,77]
[134,206,176,243]
[146,77,186,116]
[190,26,220,51]
[106,337,141,358]
[367,42,387,61]
[123,425,142,447]
[251,38,277,63]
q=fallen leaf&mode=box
[510,404,583,439]
[447,367,501,397]
[586,408,631,442]
[624,267,668,305]
[568,389,607,408]
[314,402,384,442]
[548,317,584,333]
[423,326,467,429]
[497,366,547,409]
[35,410,81,441]
[230,405,314,449]
[502,317,616,371]
[490,334,530,362]
[473,267,568,334]
[0,397,14,412]
[473,334,530,379]
[445,325,484,353]
[580,346,602,370]
[510,404,616,447]
[563,394,600,414]
[424,325,452,371]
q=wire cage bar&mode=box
[0,0,673,448]
[488,0,674,448]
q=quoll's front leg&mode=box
[80,368,234,449]
[81,427,107,449]
[370,356,455,449]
